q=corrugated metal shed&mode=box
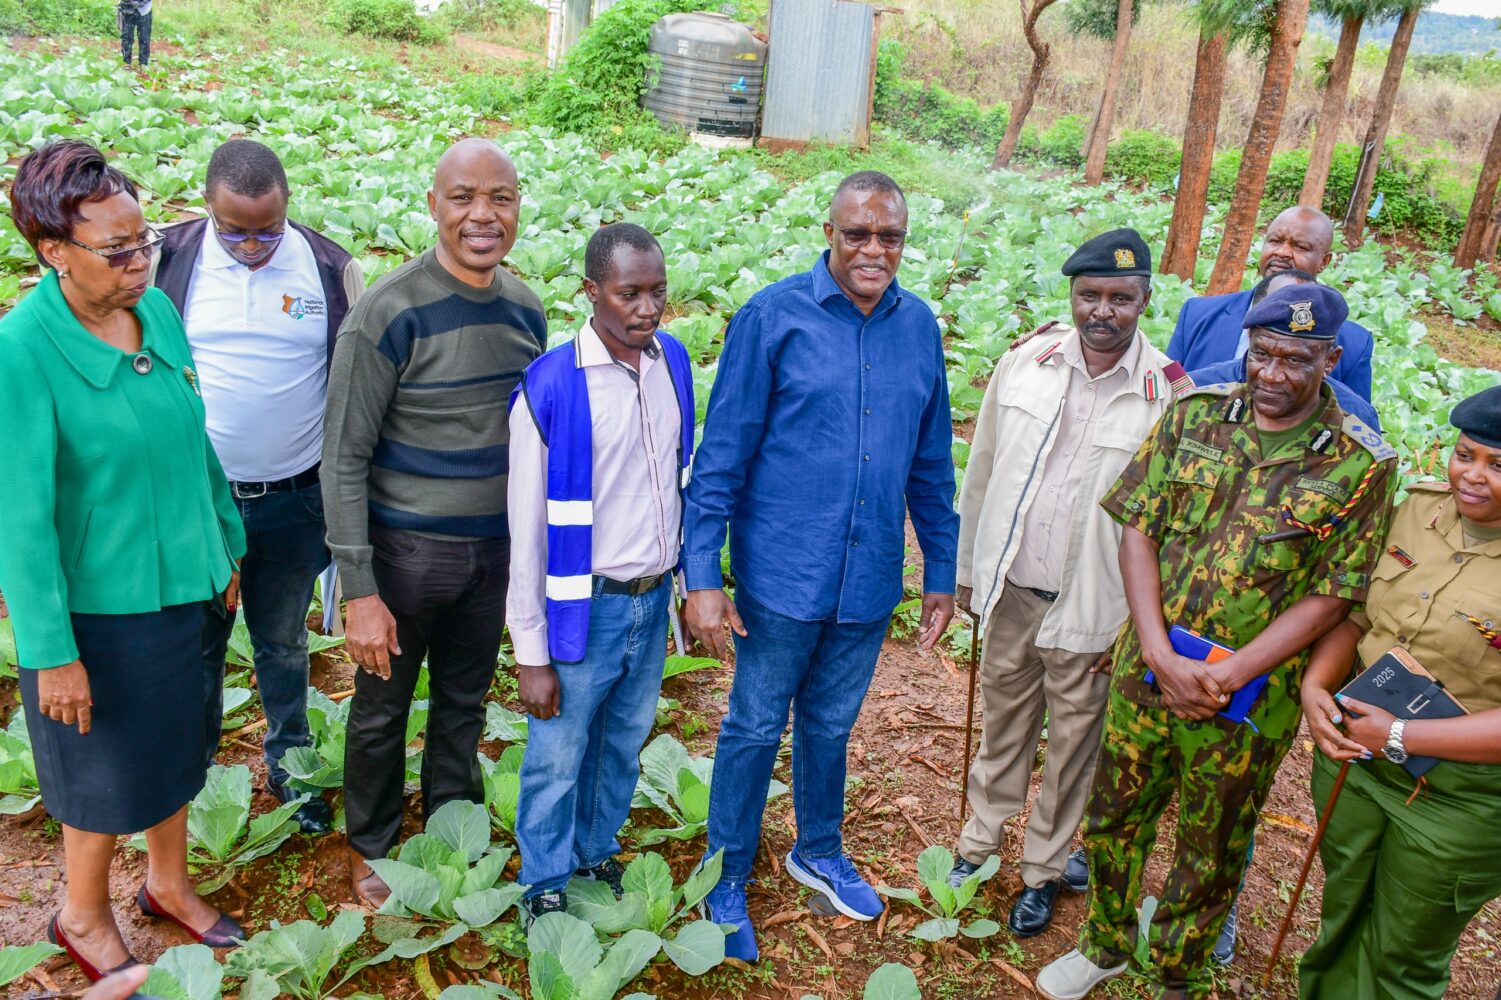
[760,0,880,150]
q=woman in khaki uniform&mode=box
[1299,384,1501,1000]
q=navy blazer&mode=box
[1167,289,1374,402]
[1188,358,1382,433]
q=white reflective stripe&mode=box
[546,499,593,526]
[679,466,692,489]
[546,574,593,601]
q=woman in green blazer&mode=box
[0,141,247,980]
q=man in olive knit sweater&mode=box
[322,139,547,905]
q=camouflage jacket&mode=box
[1100,381,1398,742]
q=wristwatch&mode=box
[1382,718,1409,764]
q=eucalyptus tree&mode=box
[1207,0,1312,294]
[991,0,1060,169]
[1342,0,1429,245]
[1456,106,1501,269]
[1069,0,1142,186]
[1299,0,1410,209]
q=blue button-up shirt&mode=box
[682,252,958,623]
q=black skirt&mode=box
[20,602,212,834]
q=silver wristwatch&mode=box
[1382,718,1409,764]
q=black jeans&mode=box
[343,527,508,860]
[120,10,151,65]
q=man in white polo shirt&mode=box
[153,139,363,834]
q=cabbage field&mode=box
[1,35,1500,1000]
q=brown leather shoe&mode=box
[348,849,391,908]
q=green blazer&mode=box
[0,271,246,669]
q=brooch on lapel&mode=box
[183,366,201,397]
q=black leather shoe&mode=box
[1063,847,1090,893]
[1008,879,1062,937]
[268,776,334,835]
[946,857,983,889]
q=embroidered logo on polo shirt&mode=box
[281,294,326,320]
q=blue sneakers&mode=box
[785,849,884,921]
[700,877,758,963]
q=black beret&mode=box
[1243,284,1347,341]
[1061,228,1152,278]
[1451,384,1501,449]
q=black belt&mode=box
[230,463,320,500]
[1023,586,1059,603]
[594,572,668,596]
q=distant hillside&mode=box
[1308,10,1500,55]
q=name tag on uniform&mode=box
[1177,439,1224,463]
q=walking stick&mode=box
[1263,759,1352,984]
[958,611,980,823]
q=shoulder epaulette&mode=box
[1162,360,1194,397]
[1340,412,1397,462]
[1180,381,1237,398]
[1405,480,1451,495]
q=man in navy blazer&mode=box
[1167,206,1374,402]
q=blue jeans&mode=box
[706,588,890,879]
[516,579,670,895]
[203,482,330,785]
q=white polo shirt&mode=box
[183,225,329,482]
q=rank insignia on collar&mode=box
[1225,397,1245,423]
[183,366,201,397]
[1289,301,1316,332]
[1114,248,1136,269]
[1387,544,1415,568]
[1310,428,1333,453]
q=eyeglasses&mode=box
[830,224,908,250]
[209,210,286,245]
[69,230,163,268]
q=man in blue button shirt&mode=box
[682,171,959,962]
[1167,206,1374,403]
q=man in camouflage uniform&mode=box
[1035,284,1397,1000]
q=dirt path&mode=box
[4,618,1500,998]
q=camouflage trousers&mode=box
[1077,680,1292,996]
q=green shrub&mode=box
[434,0,544,33]
[0,0,115,35]
[329,0,443,43]
[1033,114,1087,168]
[1261,148,1309,207]
[873,39,1009,150]
[1103,129,1180,186]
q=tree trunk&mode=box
[1342,3,1419,246]
[1299,14,1363,210]
[1455,106,1501,269]
[1206,0,1310,295]
[1481,206,1501,264]
[991,0,1059,170]
[1160,28,1228,283]
[1083,0,1134,185]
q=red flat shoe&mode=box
[136,885,245,948]
[46,913,141,984]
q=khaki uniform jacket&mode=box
[1353,481,1501,713]
[957,327,1182,653]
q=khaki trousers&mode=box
[958,584,1111,887]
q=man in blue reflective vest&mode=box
[1167,206,1373,403]
[508,223,694,925]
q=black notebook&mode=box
[1337,647,1470,779]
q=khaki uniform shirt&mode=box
[1009,335,1140,592]
[1101,381,1398,743]
[1352,482,1501,713]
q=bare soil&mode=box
[3,618,1499,999]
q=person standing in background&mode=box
[118,0,152,69]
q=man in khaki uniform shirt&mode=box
[951,230,1190,936]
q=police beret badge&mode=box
[1114,248,1135,269]
[1289,300,1316,333]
